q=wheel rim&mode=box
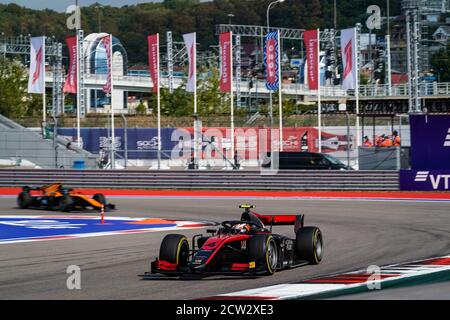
[267,240,278,270]
[315,234,323,260]
[178,242,189,266]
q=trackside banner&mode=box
[400,169,450,191]
[410,115,450,170]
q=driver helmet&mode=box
[233,223,251,234]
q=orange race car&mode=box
[17,183,116,212]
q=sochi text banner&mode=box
[304,29,319,90]
[219,32,232,93]
[63,36,77,94]
[147,34,159,93]
[264,31,280,91]
[27,36,45,94]
[101,35,112,94]
[183,32,196,93]
[340,28,357,90]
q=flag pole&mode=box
[277,30,283,152]
[318,29,322,153]
[76,31,81,147]
[230,32,235,164]
[42,36,46,123]
[193,33,198,168]
[109,34,115,169]
[355,25,361,148]
[157,33,161,170]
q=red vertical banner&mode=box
[63,36,77,94]
[147,34,159,93]
[219,32,232,93]
[304,29,319,90]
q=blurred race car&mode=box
[150,204,323,277]
[16,183,115,212]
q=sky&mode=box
[0,0,167,12]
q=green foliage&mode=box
[135,101,147,115]
[431,45,450,82]
[0,1,403,65]
[198,66,228,116]
[0,57,43,118]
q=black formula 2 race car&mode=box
[17,183,115,212]
[150,205,323,277]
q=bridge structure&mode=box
[3,24,450,117]
[44,71,450,114]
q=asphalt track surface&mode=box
[0,197,449,300]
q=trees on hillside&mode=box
[0,1,403,64]
[0,57,42,118]
[431,45,450,82]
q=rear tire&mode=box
[159,234,190,267]
[249,234,278,275]
[59,195,74,212]
[17,192,32,209]
[296,227,323,265]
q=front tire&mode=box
[159,234,190,267]
[47,196,58,211]
[17,191,32,209]
[59,195,74,212]
[296,227,323,265]
[93,193,106,206]
[249,234,278,275]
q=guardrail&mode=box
[0,169,399,191]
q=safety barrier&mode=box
[0,169,399,191]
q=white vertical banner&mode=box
[340,28,357,90]
[183,32,197,94]
[101,34,115,169]
[183,32,199,166]
[28,36,45,94]
[28,36,46,122]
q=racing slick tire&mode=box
[159,234,190,268]
[47,196,58,211]
[17,191,32,209]
[93,193,106,206]
[296,227,323,265]
[249,234,278,275]
[59,195,74,212]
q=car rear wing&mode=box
[252,213,295,225]
[240,205,304,233]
